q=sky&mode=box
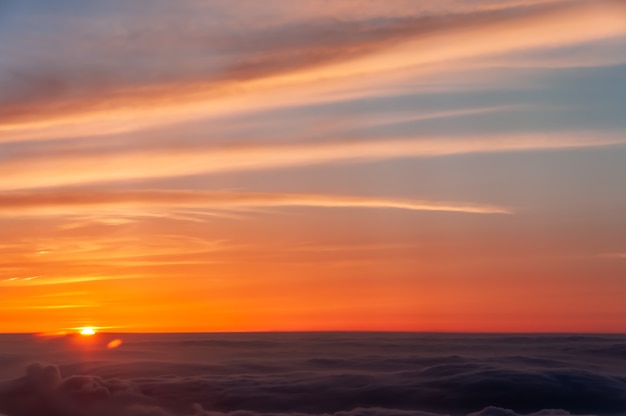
[1,0,626,333]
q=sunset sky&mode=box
[1,0,626,333]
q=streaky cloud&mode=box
[0,190,513,215]
[1,132,623,191]
[1,0,624,136]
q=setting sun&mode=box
[79,327,96,336]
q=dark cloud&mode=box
[1,333,625,416]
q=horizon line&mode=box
[5,330,626,336]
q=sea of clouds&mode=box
[1,333,625,416]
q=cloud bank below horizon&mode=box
[1,333,625,416]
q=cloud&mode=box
[600,253,626,259]
[0,362,611,416]
[467,408,587,416]
[1,0,624,135]
[0,189,512,216]
[2,333,626,416]
[1,132,623,191]
[0,363,154,416]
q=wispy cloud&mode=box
[28,304,98,309]
[0,190,512,215]
[2,132,623,191]
[0,274,149,287]
[599,253,626,259]
[1,0,624,136]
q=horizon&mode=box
[4,330,626,336]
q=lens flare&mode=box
[107,339,123,349]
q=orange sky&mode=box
[1,0,626,333]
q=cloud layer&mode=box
[1,333,625,416]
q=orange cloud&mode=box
[1,132,622,191]
[0,190,512,216]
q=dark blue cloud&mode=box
[1,334,625,416]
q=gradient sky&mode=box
[1,0,626,333]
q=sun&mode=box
[79,327,96,336]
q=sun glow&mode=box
[80,327,96,336]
